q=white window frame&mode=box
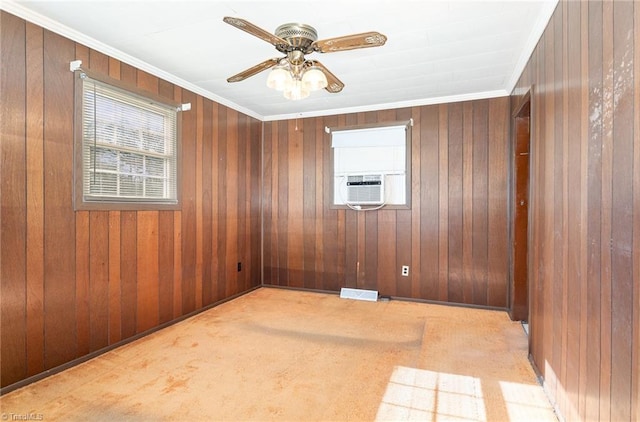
[74,69,181,210]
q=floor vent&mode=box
[339,288,379,302]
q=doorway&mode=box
[510,92,531,322]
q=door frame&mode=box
[509,89,532,321]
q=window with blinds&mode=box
[76,73,179,209]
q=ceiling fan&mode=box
[223,17,387,98]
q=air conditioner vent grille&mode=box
[346,174,384,205]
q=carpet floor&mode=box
[0,287,557,421]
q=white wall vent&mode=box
[340,288,379,302]
[346,174,384,205]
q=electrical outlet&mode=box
[401,265,409,277]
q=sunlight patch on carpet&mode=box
[499,380,558,421]
[376,366,486,421]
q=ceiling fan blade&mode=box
[223,17,289,48]
[309,60,344,93]
[312,31,387,53]
[227,58,281,83]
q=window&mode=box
[330,122,411,209]
[74,70,180,210]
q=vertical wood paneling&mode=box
[262,119,273,285]
[172,86,183,317]
[420,106,440,300]
[323,115,340,291]
[472,101,488,306]
[462,102,474,304]
[120,211,137,339]
[1,12,27,387]
[1,12,262,390]
[600,1,614,420]
[157,210,174,323]
[546,6,561,398]
[438,105,450,302]
[195,96,204,309]
[511,0,639,420]
[263,97,510,307]
[395,208,412,298]
[181,89,197,314]
[43,29,77,369]
[216,105,228,299]
[303,118,318,289]
[250,118,262,290]
[564,4,582,417]
[542,10,558,396]
[75,210,90,356]
[314,118,325,289]
[89,212,109,351]
[610,2,634,421]
[377,210,396,296]
[237,114,248,292]
[363,209,378,291]
[409,107,422,298]
[225,109,239,295]
[287,120,304,287]
[108,211,122,343]
[578,5,590,418]
[395,85,413,296]
[25,21,45,377]
[447,103,464,303]
[277,120,289,286]
[633,4,640,421]
[74,44,91,357]
[136,211,159,333]
[585,3,603,419]
[487,98,509,307]
[201,99,213,306]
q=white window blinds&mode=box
[81,76,178,204]
[331,125,406,148]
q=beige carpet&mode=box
[0,287,557,421]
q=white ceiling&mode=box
[4,0,557,121]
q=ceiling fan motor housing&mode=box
[275,23,318,54]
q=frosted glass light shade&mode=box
[302,67,328,91]
[283,80,310,100]
[267,66,292,91]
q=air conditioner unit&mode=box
[346,174,384,205]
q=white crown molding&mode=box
[0,0,264,121]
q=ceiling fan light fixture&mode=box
[283,79,310,100]
[223,17,385,100]
[266,65,292,91]
[302,66,328,91]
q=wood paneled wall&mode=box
[0,11,262,389]
[263,98,511,306]
[512,1,639,421]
